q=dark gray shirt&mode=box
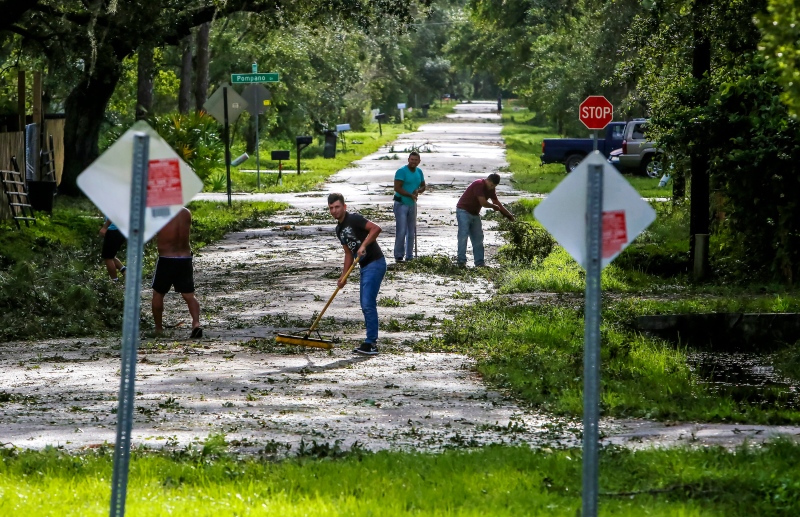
[335,212,383,267]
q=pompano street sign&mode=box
[231,73,279,84]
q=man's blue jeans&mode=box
[393,201,416,260]
[456,208,484,266]
[360,256,387,344]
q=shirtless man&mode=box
[151,207,202,338]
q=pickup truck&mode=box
[617,119,663,177]
[540,122,626,172]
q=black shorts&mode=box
[101,229,125,259]
[152,257,195,294]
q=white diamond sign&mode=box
[534,151,656,269]
[203,83,248,125]
[77,120,204,243]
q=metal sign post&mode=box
[223,87,232,207]
[109,132,149,517]
[252,63,260,188]
[582,161,603,517]
[535,94,657,517]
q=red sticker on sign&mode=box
[602,210,627,258]
[147,159,182,207]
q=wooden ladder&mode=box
[1,158,36,229]
[40,134,57,182]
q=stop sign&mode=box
[579,96,614,130]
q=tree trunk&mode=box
[178,36,193,114]
[194,22,211,111]
[136,44,155,120]
[61,54,123,196]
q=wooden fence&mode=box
[0,131,24,222]
[44,119,65,184]
[0,120,64,221]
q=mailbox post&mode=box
[375,113,387,136]
[296,136,312,175]
[336,124,351,152]
[271,150,290,185]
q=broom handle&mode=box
[306,255,360,335]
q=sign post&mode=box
[223,87,232,206]
[579,95,614,153]
[108,132,149,517]
[535,96,654,517]
[227,70,279,190]
[576,95,613,516]
[242,81,273,189]
[582,158,603,517]
[203,83,248,206]
[76,121,203,517]
[252,63,259,188]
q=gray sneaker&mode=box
[353,342,378,355]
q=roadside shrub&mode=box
[149,111,224,184]
[496,219,555,265]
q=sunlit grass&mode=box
[3,441,800,516]
[499,247,666,294]
[424,297,800,423]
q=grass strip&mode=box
[421,299,800,424]
[1,441,799,516]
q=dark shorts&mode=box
[101,229,125,259]
[152,257,195,294]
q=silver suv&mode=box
[618,120,663,178]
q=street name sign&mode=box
[77,120,203,243]
[231,73,279,84]
[579,96,614,130]
[534,151,656,269]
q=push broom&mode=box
[275,256,360,348]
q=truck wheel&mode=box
[641,154,663,178]
[565,154,584,173]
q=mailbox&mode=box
[323,131,337,158]
[375,113,387,136]
[336,124,351,152]
[272,150,290,185]
[296,136,312,174]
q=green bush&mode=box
[149,112,225,184]
[496,219,555,266]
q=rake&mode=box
[275,255,360,348]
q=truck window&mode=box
[632,123,647,140]
[611,125,625,139]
